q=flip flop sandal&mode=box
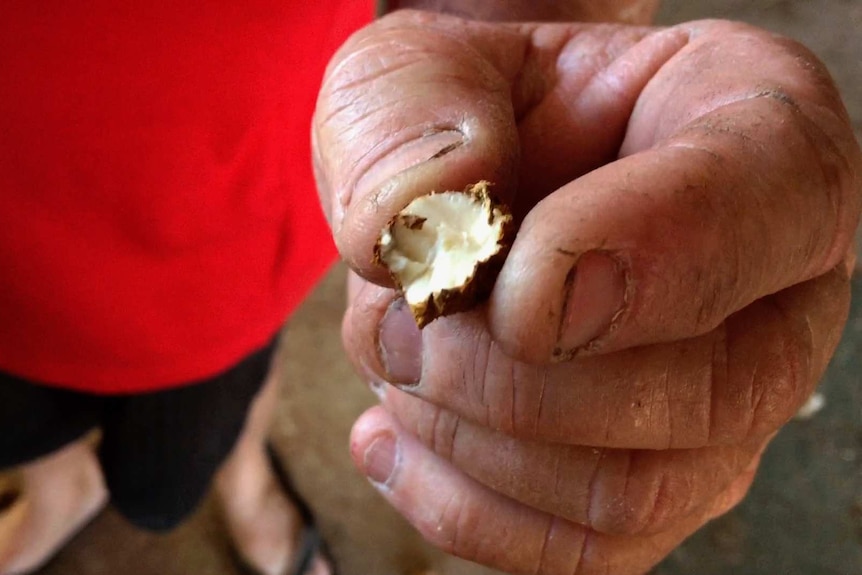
[231,443,338,575]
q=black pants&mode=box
[0,337,277,531]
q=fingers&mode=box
[320,14,860,360]
[314,12,691,284]
[313,11,521,281]
[345,264,850,449]
[490,21,861,361]
[350,406,752,575]
[380,384,764,536]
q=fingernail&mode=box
[557,251,627,355]
[379,299,423,385]
[355,130,464,200]
[364,432,398,485]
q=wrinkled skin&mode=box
[312,10,861,575]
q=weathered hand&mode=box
[313,10,861,575]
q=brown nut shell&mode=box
[374,181,514,328]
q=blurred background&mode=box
[37,1,861,574]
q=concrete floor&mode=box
[33,1,862,574]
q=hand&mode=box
[313,10,861,575]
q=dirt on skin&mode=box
[29,2,862,574]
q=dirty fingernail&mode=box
[379,299,422,385]
[557,251,627,355]
[364,432,399,485]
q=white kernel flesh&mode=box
[379,191,507,307]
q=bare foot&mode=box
[216,366,331,575]
[0,438,108,575]
[216,444,330,575]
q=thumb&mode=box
[312,10,521,283]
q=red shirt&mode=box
[0,2,372,393]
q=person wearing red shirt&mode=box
[0,2,372,574]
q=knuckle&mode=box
[747,319,814,440]
[746,369,798,439]
[574,530,608,575]
[588,450,713,538]
[462,328,495,429]
[418,403,461,463]
[636,469,684,535]
[536,516,589,575]
[416,491,481,560]
[536,517,560,575]
[473,344,559,442]
[690,262,735,335]
[510,362,549,439]
[429,317,541,438]
[706,325,740,444]
[622,482,669,536]
[469,335,519,435]
[710,297,820,445]
[587,451,651,536]
[710,316,808,444]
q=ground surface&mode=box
[35,1,861,574]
